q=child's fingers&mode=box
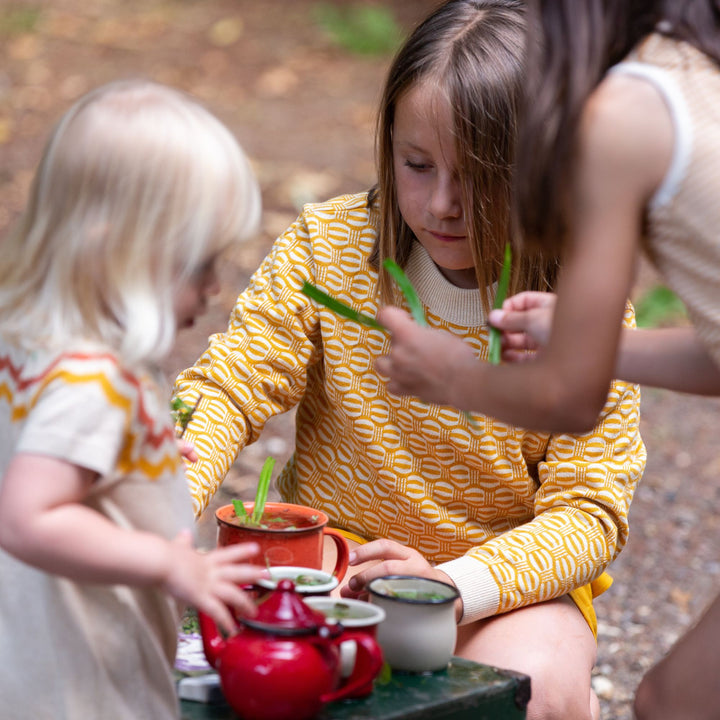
[176,439,198,462]
[208,543,269,584]
[502,348,537,364]
[488,308,529,332]
[218,562,269,587]
[172,528,195,547]
[217,582,260,619]
[211,541,261,563]
[199,596,240,636]
[501,291,555,312]
[376,305,416,338]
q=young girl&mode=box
[175,2,645,718]
[374,1,720,717]
[0,80,267,720]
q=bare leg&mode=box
[455,596,599,720]
[634,591,720,720]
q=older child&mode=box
[375,1,720,718]
[175,3,645,718]
[0,80,267,720]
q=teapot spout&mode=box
[198,610,226,669]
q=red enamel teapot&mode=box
[199,579,384,720]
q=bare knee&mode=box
[522,659,596,720]
[456,597,598,720]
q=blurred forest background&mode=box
[2,2,720,718]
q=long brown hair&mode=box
[370,0,559,312]
[515,0,720,254]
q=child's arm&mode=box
[491,292,720,395]
[616,327,720,394]
[175,212,322,516]
[0,453,267,634]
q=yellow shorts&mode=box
[334,528,611,641]
[568,572,612,640]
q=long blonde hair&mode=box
[0,79,261,365]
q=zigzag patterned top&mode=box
[176,192,646,624]
[613,33,720,366]
[0,341,193,719]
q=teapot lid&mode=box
[244,579,326,636]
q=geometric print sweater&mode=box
[175,192,647,625]
[0,342,193,720]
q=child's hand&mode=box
[488,291,557,362]
[375,306,476,407]
[162,531,268,635]
[176,439,198,463]
[339,538,463,623]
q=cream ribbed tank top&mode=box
[612,33,720,367]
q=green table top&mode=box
[179,658,530,720]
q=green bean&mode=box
[383,258,427,326]
[301,281,384,329]
[488,243,512,365]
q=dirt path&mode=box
[2,2,720,717]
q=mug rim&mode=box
[215,502,329,533]
[304,596,387,625]
[257,566,339,593]
[367,575,460,605]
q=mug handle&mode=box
[322,527,349,581]
[320,632,383,703]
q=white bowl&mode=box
[256,565,339,595]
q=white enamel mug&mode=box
[367,575,459,673]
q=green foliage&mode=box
[232,456,276,527]
[171,394,202,437]
[252,456,275,525]
[232,498,249,522]
[180,606,200,635]
[634,284,687,328]
[0,6,41,36]
[312,3,402,56]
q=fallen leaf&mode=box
[669,587,692,614]
[255,66,299,98]
[208,17,243,47]
[7,35,41,61]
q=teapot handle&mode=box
[320,631,383,703]
[197,610,226,670]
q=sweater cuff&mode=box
[436,556,500,626]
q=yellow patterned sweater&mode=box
[176,192,646,624]
[0,341,193,720]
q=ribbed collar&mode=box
[405,243,494,328]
